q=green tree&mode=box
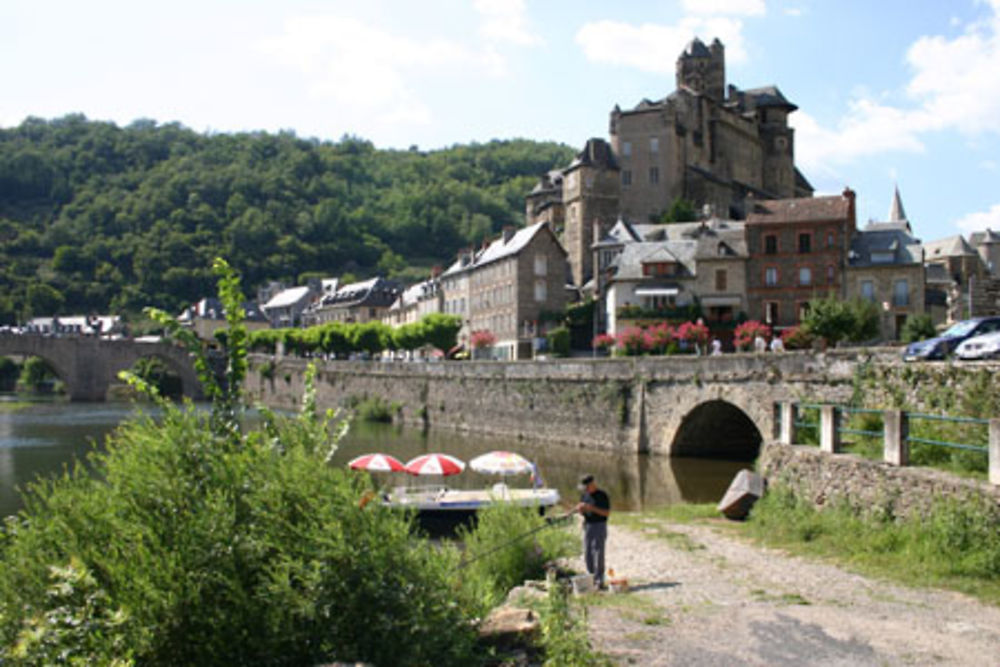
[24,283,65,317]
[802,295,880,345]
[901,313,937,343]
[420,313,462,353]
[658,197,698,223]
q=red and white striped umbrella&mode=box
[348,453,405,473]
[404,453,466,477]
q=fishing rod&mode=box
[458,512,574,569]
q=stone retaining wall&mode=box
[244,351,873,455]
[759,441,1000,519]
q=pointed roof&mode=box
[681,37,711,58]
[888,185,907,223]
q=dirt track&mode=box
[577,519,1000,666]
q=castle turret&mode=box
[675,37,725,102]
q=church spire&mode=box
[888,185,907,223]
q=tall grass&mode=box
[745,485,1000,604]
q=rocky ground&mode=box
[575,518,1000,666]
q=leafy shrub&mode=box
[781,325,813,350]
[547,326,570,357]
[457,503,576,617]
[901,313,936,343]
[0,260,479,665]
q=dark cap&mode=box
[579,474,594,489]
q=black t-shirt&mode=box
[580,488,610,523]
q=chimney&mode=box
[459,247,472,267]
[481,237,490,251]
[842,187,856,227]
[430,265,443,279]
[502,225,515,243]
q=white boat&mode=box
[386,482,561,536]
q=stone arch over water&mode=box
[669,399,762,461]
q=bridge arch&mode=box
[107,351,197,398]
[667,399,763,461]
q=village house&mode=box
[744,189,856,330]
[302,277,401,326]
[382,268,443,328]
[260,284,318,328]
[178,297,268,340]
[596,217,747,336]
[439,222,568,360]
[844,190,925,340]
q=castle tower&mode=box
[562,139,620,287]
[675,37,725,102]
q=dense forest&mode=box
[0,115,575,324]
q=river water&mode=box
[0,397,750,518]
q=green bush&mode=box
[900,313,936,343]
[547,327,570,357]
[0,260,479,665]
[457,502,576,617]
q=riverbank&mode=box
[577,515,1000,665]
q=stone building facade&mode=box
[844,190,925,340]
[440,222,568,360]
[526,36,812,290]
[745,190,856,329]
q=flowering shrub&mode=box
[469,330,496,349]
[644,322,676,355]
[676,320,709,346]
[616,326,648,356]
[733,320,771,351]
[781,325,813,350]
[591,333,616,350]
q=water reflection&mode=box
[0,401,751,518]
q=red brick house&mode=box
[745,189,856,329]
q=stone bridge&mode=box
[0,333,203,401]
[245,351,888,460]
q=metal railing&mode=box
[775,401,999,486]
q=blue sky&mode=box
[4,0,1000,244]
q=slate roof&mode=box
[476,221,565,267]
[566,138,618,171]
[924,235,976,259]
[741,86,797,111]
[681,37,712,58]
[319,277,402,309]
[609,240,698,281]
[746,195,852,224]
[969,229,1000,247]
[262,286,312,311]
[849,223,922,267]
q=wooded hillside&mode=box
[0,114,574,323]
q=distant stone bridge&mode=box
[245,351,890,460]
[0,333,203,401]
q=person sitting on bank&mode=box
[575,474,611,588]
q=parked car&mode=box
[902,316,1000,361]
[955,330,1000,360]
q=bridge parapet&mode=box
[0,333,202,401]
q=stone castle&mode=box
[527,37,813,288]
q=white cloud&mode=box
[681,0,766,16]
[474,0,542,46]
[258,15,506,129]
[796,2,1000,169]
[575,17,748,73]
[955,202,1000,232]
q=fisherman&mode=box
[575,474,611,588]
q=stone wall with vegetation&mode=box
[857,361,1000,417]
[759,442,1000,520]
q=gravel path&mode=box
[576,518,1000,666]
